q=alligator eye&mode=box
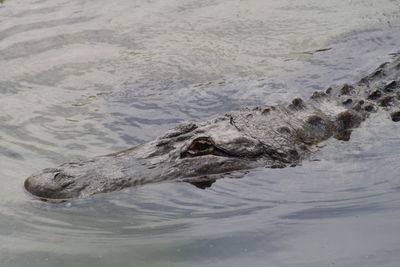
[184,137,215,157]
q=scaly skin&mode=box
[24,57,400,200]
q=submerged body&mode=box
[25,57,400,200]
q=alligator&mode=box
[24,56,400,200]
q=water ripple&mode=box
[1,0,400,266]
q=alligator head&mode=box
[24,119,291,200]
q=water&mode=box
[1,0,400,266]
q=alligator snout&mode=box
[24,168,78,199]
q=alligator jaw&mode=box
[24,155,261,200]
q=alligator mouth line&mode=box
[23,182,75,203]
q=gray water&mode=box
[1,0,400,266]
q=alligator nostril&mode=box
[53,172,70,181]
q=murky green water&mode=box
[1,0,400,266]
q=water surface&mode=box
[1,0,400,266]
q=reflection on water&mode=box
[1,0,400,266]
